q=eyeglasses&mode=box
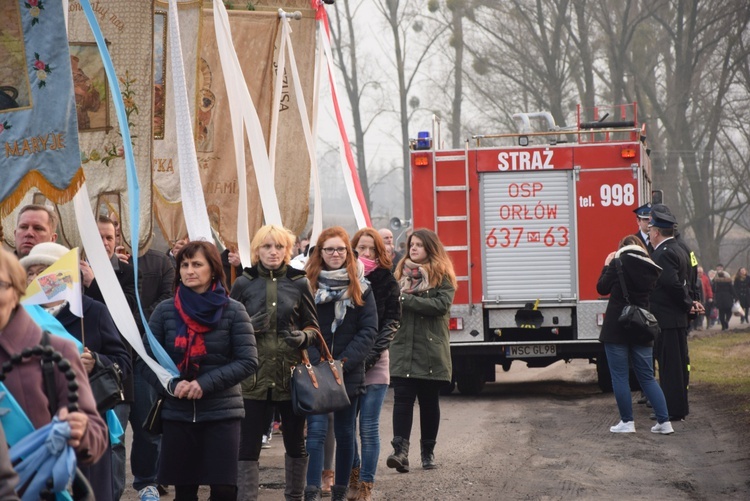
[0,280,13,291]
[321,247,347,256]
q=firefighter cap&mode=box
[633,203,651,219]
[649,203,677,228]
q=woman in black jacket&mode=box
[141,241,257,501]
[230,224,321,501]
[597,236,673,435]
[714,271,735,330]
[344,228,401,500]
[734,267,750,324]
[304,227,378,501]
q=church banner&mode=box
[0,0,83,217]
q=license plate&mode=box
[505,344,557,358]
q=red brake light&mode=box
[621,148,636,159]
[413,154,430,167]
[449,317,463,330]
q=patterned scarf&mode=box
[399,259,432,294]
[174,281,229,379]
[315,261,369,333]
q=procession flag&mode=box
[21,247,83,318]
[0,0,83,216]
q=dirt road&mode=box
[124,359,750,500]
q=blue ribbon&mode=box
[77,0,178,378]
[9,417,76,501]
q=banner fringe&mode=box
[0,168,85,218]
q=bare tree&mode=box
[375,0,447,219]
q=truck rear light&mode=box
[596,313,605,326]
[621,148,636,158]
[449,317,463,330]
[551,328,559,335]
[413,153,430,167]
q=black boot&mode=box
[386,437,410,473]
[331,485,347,501]
[421,439,437,469]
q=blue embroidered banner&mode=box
[0,0,83,216]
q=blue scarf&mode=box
[174,281,229,379]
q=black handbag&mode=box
[142,396,165,435]
[88,353,124,414]
[615,258,660,342]
[290,330,351,416]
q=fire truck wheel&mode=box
[596,356,613,393]
[456,371,485,395]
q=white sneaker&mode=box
[138,486,160,501]
[651,421,674,434]
[610,420,636,433]
[261,434,271,449]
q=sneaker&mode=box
[609,420,636,433]
[651,421,675,434]
[138,486,160,501]
[261,434,271,449]
[273,420,282,435]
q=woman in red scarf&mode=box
[140,241,258,501]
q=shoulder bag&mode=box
[88,353,125,414]
[290,330,350,416]
[614,258,660,343]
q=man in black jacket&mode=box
[648,204,704,420]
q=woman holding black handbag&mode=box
[597,235,673,434]
[303,227,377,501]
[230,225,321,501]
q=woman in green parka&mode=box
[387,229,456,474]
[229,225,321,501]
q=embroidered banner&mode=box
[59,0,154,251]
[0,0,83,217]
[197,6,316,250]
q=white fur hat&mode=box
[18,242,71,271]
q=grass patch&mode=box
[690,331,750,415]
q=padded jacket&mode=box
[140,298,257,423]
[596,245,662,345]
[364,267,401,371]
[308,287,378,398]
[389,276,455,383]
[230,264,320,401]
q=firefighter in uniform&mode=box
[647,204,704,420]
[633,203,652,250]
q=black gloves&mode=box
[281,330,309,349]
[249,311,271,334]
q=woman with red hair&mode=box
[304,227,377,501]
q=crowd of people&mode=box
[0,204,456,501]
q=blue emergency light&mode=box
[416,131,432,150]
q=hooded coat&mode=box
[597,245,662,346]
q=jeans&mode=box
[111,402,130,500]
[604,343,669,423]
[352,384,387,483]
[306,397,360,487]
[130,370,162,491]
[391,378,442,441]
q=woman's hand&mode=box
[604,251,616,266]
[174,380,203,399]
[58,407,89,449]
[81,348,95,374]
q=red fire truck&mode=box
[407,103,653,394]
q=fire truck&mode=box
[407,103,653,394]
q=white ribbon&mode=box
[167,0,212,242]
[213,1,283,268]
